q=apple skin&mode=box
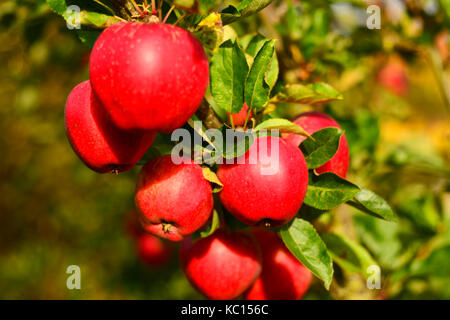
[136,233,172,267]
[283,112,349,178]
[89,22,209,133]
[124,210,172,267]
[64,80,156,173]
[227,103,252,127]
[217,136,309,227]
[377,60,408,96]
[245,229,312,300]
[180,229,262,300]
[135,155,214,241]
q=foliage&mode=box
[0,0,449,299]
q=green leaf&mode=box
[280,218,333,289]
[47,0,119,29]
[322,233,377,275]
[347,188,397,222]
[202,167,223,193]
[80,11,119,28]
[265,51,279,90]
[221,0,273,25]
[245,34,267,56]
[275,83,343,105]
[254,118,311,138]
[244,40,275,109]
[210,40,248,114]
[46,0,67,15]
[199,209,221,238]
[300,127,342,169]
[304,172,360,210]
[243,34,279,90]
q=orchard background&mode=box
[0,0,449,299]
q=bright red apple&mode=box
[89,22,209,133]
[227,103,252,127]
[135,155,213,241]
[283,111,349,178]
[217,136,308,227]
[180,229,262,300]
[64,80,156,173]
[245,229,312,300]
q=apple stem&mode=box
[158,0,163,20]
[162,4,175,24]
[151,0,156,15]
[243,105,253,131]
[129,0,145,18]
[173,13,187,26]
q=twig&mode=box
[162,4,176,23]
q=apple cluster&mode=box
[64,21,350,300]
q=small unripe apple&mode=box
[64,80,156,173]
[227,103,252,127]
[283,111,349,178]
[90,22,209,133]
[135,155,213,241]
[245,229,312,300]
[180,229,262,300]
[217,136,308,227]
[136,233,172,267]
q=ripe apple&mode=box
[227,103,252,127]
[64,80,156,173]
[136,233,172,267]
[245,229,312,300]
[89,22,209,133]
[377,58,408,96]
[124,209,172,267]
[180,229,262,300]
[217,136,308,227]
[283,111,349,178]
[135,155,213,241]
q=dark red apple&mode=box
[89,22,209,133]
[135,155,213,241]
[180,229,262,300]
[245,229,312,300]
[64,80,156,173]
[227,103,252,127]
[283,111,349,178]
[217,136,308,227]
[136,233,172,267]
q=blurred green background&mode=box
[0,0,449,299]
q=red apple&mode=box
[180,229,262,300]
[89,22,209,133]
[245,229,312,300]
[283,111,349,178]
[217,136,308,227]
[136,233,172,267]
[135,155,213,241]
[377,59,408,96]
[227,103,252,127]
[64,80,156,173]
